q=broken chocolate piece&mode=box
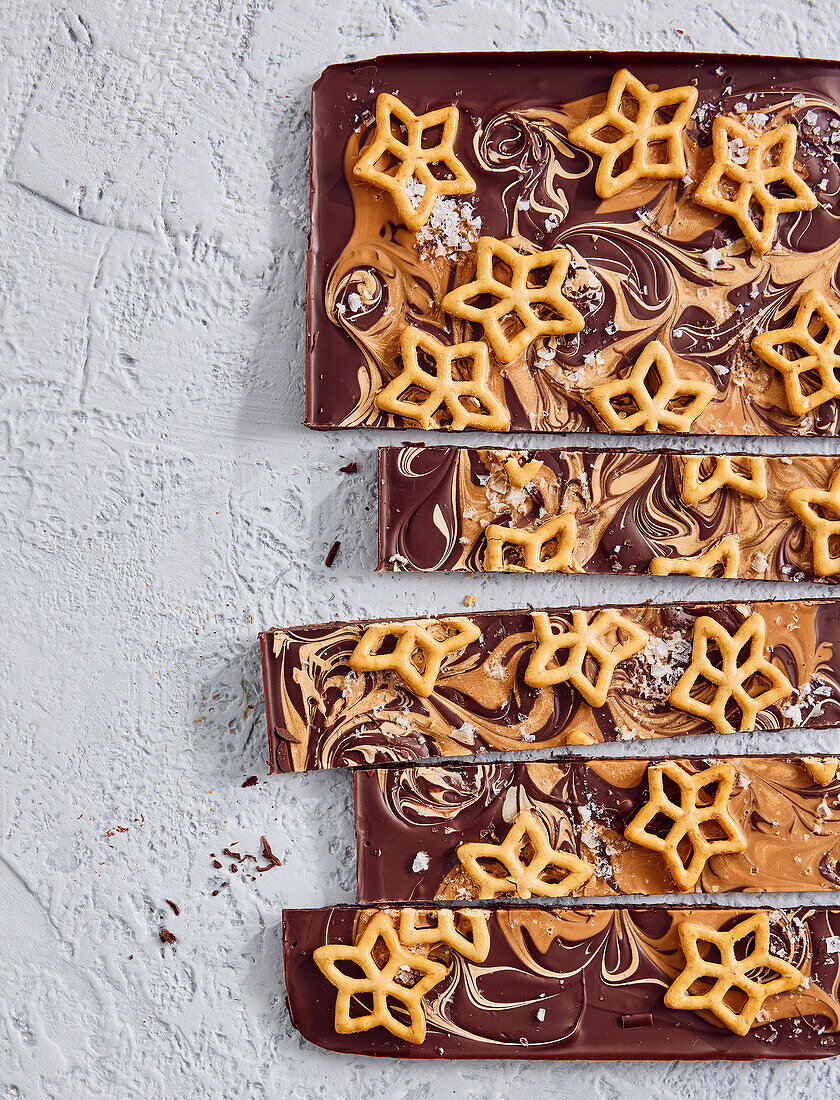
[353,755,840,900]
[283,903,840,1058]
[378,445,840,582]
[260,598,840,772]
[309,52,840,437]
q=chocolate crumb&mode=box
[159,928,177,945]
[242,775,259,787]
[339,462,358,473]
[212,859,222,869]
[325,540,341,567]
[164,899,180,916]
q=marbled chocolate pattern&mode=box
[354,756,840,900]
[260,599,840,772]
[379,445,840,579]
[309,53,840,435]
[283,904,840,1059]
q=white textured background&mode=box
[3,2,840,1097]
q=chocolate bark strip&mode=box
[353,754,840,902]
[378,445,840,582]
[260,599,840,773]
[309,52,840,437]
[283,903,840,1059]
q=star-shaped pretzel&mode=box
[441,237,585,364]
[353,93,475,230]
[590,340,715,433]
[398,909,491,963]
[567,68,698,199]
[788,468,840,577]
[375,327,510,431]
[680,457,767,505]
[801,757,839,785]
[693,116,817,254]
[456,809,592,899]
[624,762,747,890]
[649,537,741,579]
[483,514,578,573]
[669,613,793,736]
[349,617,481,697]
[664,913,804,1035]
[524,610,648,706]
[313,912,447,1044]
[752,290,840,418]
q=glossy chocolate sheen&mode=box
[308,52,840,435]
[354,754,840,901]
[378,445,840,580]
[261,599,840,772]
[282,903,840,1059]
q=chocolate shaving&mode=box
[242,775,259,787]
[260,835,282,869]
[164,899,180,916]
[325,540,341,567]
[273,725,300,744]
[159,928,177,945]
[620,1013,653,1029]
[339,462,358,473]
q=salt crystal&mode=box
[536,1008,546,1022]
[411,851,430,873]
[701,247,722,269]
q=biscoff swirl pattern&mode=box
[260,599,840,773]
[310,54,840,435]
[283,902,840,1057]
[378,445,840,581]
[354,755,840,900]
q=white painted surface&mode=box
[2,2,840,1096]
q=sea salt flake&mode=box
[701,247,722,269]
[411,851,430,873]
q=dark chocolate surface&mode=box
[308,52,840,435]
[261,599,840,772]
[283,903,840,1059]
[354,755,840,901]
[378,445,840,579]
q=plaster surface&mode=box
[2,1,840,1096]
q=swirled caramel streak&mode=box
[309,52,840,435]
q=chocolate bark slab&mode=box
[260,599,840,773]
[283,903,840,1059]
[353,754,840,901]
[309,52,840,436]
[378,445,840,581]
